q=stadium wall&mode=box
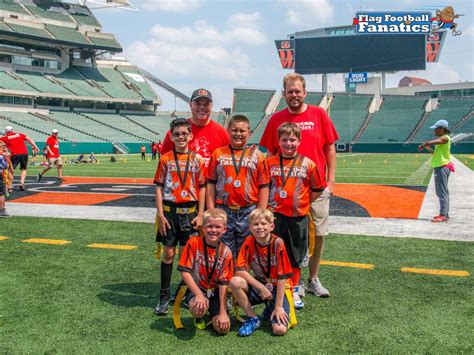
[30,142,114,155]
[351,143,474,154]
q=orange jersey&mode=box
[178,236,234,290]
[265,154,326,217]
[236,234,292,287]
[207,145,268,207]
[154,150,206,204]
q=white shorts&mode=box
[310,187,331,237]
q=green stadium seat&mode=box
[71,13,101,27]
[0,70,38,92]
[329,95,371,142]
[24,5,73,23]
[45,24,90,45]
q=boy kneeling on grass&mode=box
[230,208,293,336]
[177,208,234,334]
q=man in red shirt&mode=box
[0,126,39,191]
[161,89,230,168]
[259,73,339,298]
[37,129,63,182]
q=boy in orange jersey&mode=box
[265,122,326,310]
[153,118,206,316]
[178,208,234,334]
[206,115,269,257]
[230,209,293,336]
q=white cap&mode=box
[5,126,13,132]
[52,129,59,134]
[430,119,451,132]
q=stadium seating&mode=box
[24,5,73,23]
[274,91,324,111]
[45,24,90,45]
[124,113,175,138]
[71,13,101,27]
[233,89,275,112]
[329,95,371,142]
[456,116,474,133]
[248,114,271,145]
[75,66,141,100]
[115,66,158,101]
[15,71,72,96]
[358,96,428,143]
[4,22,53,39]
[49,111,106,142]
[412,98,473,142]
[0,71,38,92]
[0,0,29,15]
[87,34,122,50]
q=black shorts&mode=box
[0,175,5,196]
[11,154,28,170]
[274,213,308,268]
[247,285,290,326]
[186,287,223,318]
[156,202,198,247]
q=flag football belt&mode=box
[227,204,256,211]
[163,204,196,214]
[173,285,217,330]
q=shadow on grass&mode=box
[150,317,197,340]
[98,282,158,308]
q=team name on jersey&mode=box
[166,160,200,173]
[195,249,226,269]
[269,165,308,178]
[7,133,21,140]
[217,155,259,169]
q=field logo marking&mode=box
[23,238,71,245]
[321,260,375,270]
[401,267,470,277]
[0,236,9,241]
[87,243,137,250]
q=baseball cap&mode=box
[5,126,13,132]
[430,120,451,132]
[52,129,59,134]
[190,88,212,102]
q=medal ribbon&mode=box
[279,154,299,190]
[255,236,273,281]
[173,150,192,188]
[203,238,220,290]
[230,145,247,178]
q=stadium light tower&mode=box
[75,0,139,11]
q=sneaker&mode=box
[154,290,170,316]
[37,173,42,182]
[307,278,330,298]
[57,177,64,183]
[238,316,261,337]
[298,280,306,298]
[19,184,26,191]
[0,209,9,218]
[194,317,207,330]
[293,287,304,310]
[431,215,449,223]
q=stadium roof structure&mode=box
[0,0,122,52]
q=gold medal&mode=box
[279,190,287,199]
[233,179,241,188]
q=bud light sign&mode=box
[348,72,368,83]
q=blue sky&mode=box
[91,0,474,110]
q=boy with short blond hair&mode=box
[178,208,234,334]
[265,122,326,309]
[230,208,293,336]
[206,114,269,257]
[153,118,206,316]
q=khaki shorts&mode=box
[48,157,63,166]
[310,187,331,237]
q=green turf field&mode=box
[1,217,472,353]
[26,153,433,185]
[455,154,474,170]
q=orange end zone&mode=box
[11,192,129,205]
[62,176,153,184]
[334,184,425,219]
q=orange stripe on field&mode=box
[321,260,375,270]
[23,238,71,245]
[87,243,137,250]
[401,267,470,277]
[0,236,9,241]
[334,184,425,219]
[63,176,153,184]
[11,192,129,205]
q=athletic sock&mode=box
[160,261,173,291]
[291,267,301,288]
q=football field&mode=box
[1,153,473,353]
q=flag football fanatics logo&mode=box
[353,12,432,34]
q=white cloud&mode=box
[138,0,201,12]
[279,0,334,27]
[125,12,267,103]
[463,24,474,37]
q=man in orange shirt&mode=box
[140,145,146,161]
[153,118,206,316]
[265,123,325,310]
[206,115,269,256]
